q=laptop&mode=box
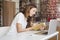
[35,19,57,35]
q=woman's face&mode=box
[29,8,37,17]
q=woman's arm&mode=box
[16,23,33,33]
[16,23,23,33]
[16,23,46,33]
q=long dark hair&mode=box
[23,4,37,28]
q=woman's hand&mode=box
[32,22,46,31]
[39,23,46,31]
[39,26,46,31]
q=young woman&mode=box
[7,4,45,35]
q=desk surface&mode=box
[18,31,59,40]
[0,31,59,40]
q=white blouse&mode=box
[17,12,27,29]
[7,12,27,35]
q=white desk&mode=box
[0,31,59,40]
[18,31,59,40]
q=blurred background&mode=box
[0,0,60,26]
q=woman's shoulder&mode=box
[17,12,24,16]
[15,12,24,17]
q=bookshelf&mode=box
[40,0,57,22]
